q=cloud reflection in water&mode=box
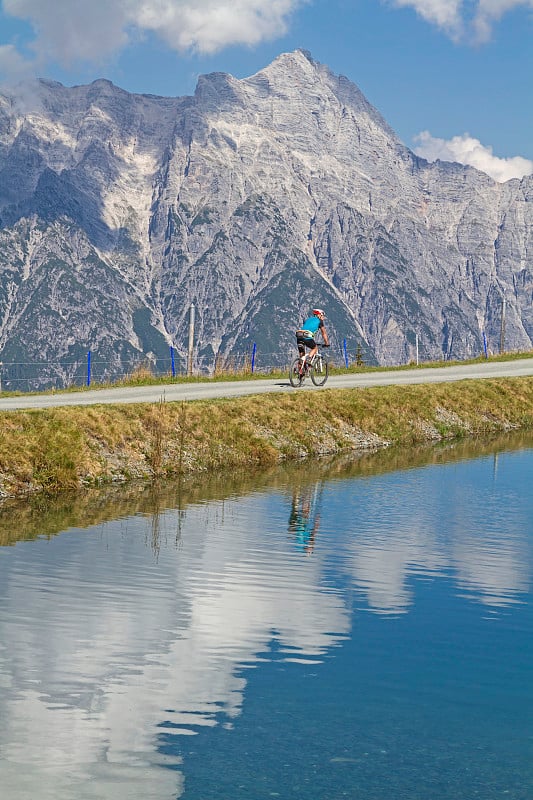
[0,442,530,798]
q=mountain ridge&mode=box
[0,49,531,388]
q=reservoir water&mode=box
[0,435,532,799]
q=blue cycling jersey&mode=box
[300,316,322,335]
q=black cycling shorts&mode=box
[296,336,316,354]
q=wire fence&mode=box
[0,336,516,394]
[0,340,375,393]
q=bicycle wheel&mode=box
[310,356,329,386]
[289,357,304,387]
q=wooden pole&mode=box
[499,295,506,354]
[187,304,195,376]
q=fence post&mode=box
[87,351,91,387]
[343,338,349,368]
[170,345,176,377]
[415,334,419,366]
[251,342,257,373]
[483,331,488,359]
[187,304,195,376]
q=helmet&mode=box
[312,308,325,316]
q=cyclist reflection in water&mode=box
[288,483,322,555]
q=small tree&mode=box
[355,343,365,367]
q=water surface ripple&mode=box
[0,436,532,799]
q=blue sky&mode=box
[0,0,532,181]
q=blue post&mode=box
[251,342,257,373]
[170,346,176,377]
[87,350,91,387]
[483,332,488,359]
[343,338,349,369]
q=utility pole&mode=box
[187,304,195,376]
[499,294,506,354]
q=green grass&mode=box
[345,349,533,373]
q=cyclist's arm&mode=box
[321,324,330,346]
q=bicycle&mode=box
[289,344,329,388]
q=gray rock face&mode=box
[0,50,531,388]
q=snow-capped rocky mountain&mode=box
[0,49,531,387]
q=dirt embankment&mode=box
[1,378,532,499]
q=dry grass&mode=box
[0,376,533,498]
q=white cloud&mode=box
[473,0,533,41]
[392,0,464,39]
[390,0,533,42]
[135,0,304,54]
[4,0,129,65]
[0,42,36,81]
[413,130,533,182]
[1,0,305,73]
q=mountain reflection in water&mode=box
[0,432,532,800]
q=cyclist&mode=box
[288,483,322,555]
[295,308,330,364]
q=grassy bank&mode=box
[2,429,532,548]
[1,377,533,499]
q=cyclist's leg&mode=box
[295,338,307,375]
[306,338,318,362]
[289,355,304,386]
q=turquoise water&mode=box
[0,443,532,799]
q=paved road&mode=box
[0,358,532,410]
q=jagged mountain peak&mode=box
[190,47,406,193]
[246,49,399,140]
[0,52,531,389]
[254,47,318,76]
